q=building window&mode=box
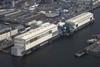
[49,30,52,34]
[30,37,38,43]
[25,30,52,45]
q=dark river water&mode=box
[0,7,100,67]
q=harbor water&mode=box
[0,7,100,67]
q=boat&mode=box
[74,49,86,57]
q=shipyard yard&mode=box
[0,0,100,67]
[0,8,100,67]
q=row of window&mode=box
[25,30,52,45]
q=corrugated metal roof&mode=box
[66,12,93,24]
[0,23,11,34]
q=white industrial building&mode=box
[11,23,59,56]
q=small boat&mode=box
[74,49,86,57]
[87,39,97,44]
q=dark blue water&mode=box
[0,7,100,67]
